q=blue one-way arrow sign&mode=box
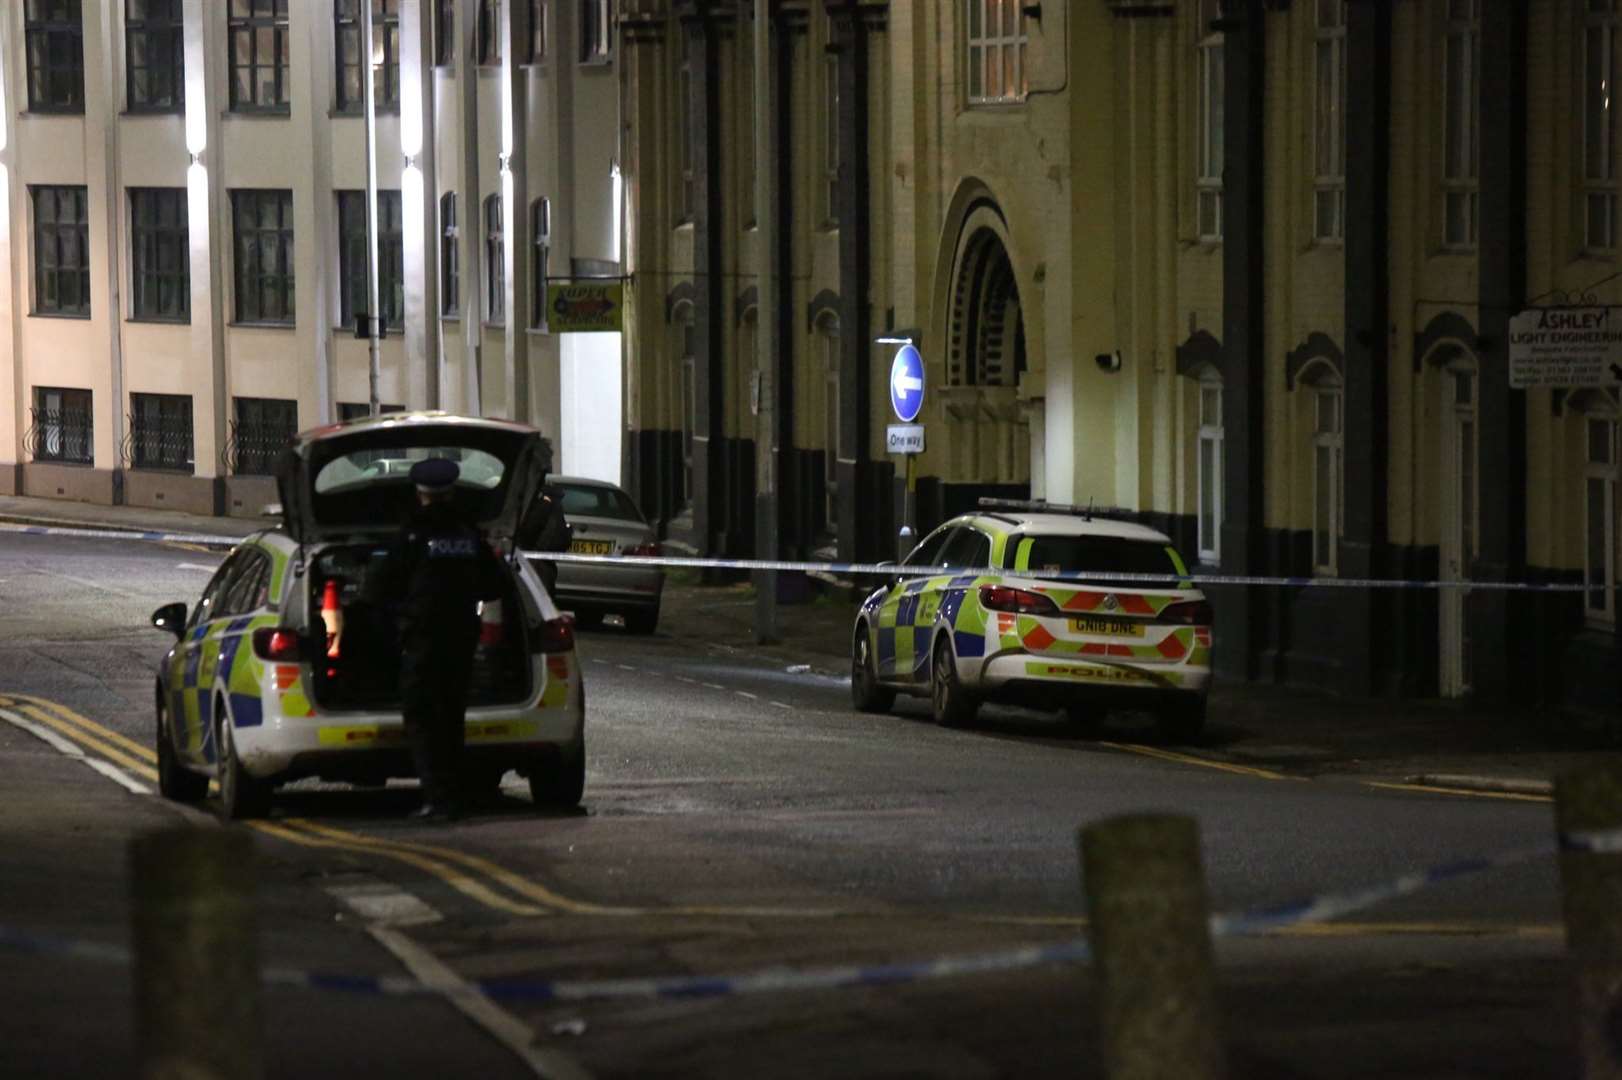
[889,344,924,423]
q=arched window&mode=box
[484,194,504,324]
[1195,0,1223,241]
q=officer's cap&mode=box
[410,458,460,493]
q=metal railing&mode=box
[222,418,293,477]
[24,406,93,465]
[122,412,194,473]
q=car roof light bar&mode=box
[975,497,1141,522]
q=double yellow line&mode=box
[0,691,161,785]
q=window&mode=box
[476,0,501,65]
[29,387,93,465]
[1586,2,1618,252]
[229,397,297,476]
[338,401,406,420]
[531,197,551,330]
[1309,375,1344,575]
[434,0,454,66]
[484,195,506,323]
[336,0,400,112]
[740,38,756,228]
[228,0,290,112]
[675,305,696,506]
[130,393,194,472]
[231,189,295,324]
[130,188,190,322]
[337,190,404,329]
[127,0,184,112]
[1196,0,1224,242]
[32,186,90,317]
[580,0,612,64]
[677,30,695,224]
[1586,411,1619,625]
[24,0,85,112]
[966,0,1027,105]
[1197,375,1223,563]
[824,17,840,226]
[1314,0,1346,242]
[440,192,460,315]
[527,0,546,63]
[1443,0,1480,250]
[819,318,840,529]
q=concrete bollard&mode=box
[131,827,263,1080]
[1081,813,1225,1080]
[1556,760,1622,1080]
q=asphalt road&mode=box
[0,531,1579,1078]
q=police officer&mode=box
[377,458,505,821]
[516,478,570,597]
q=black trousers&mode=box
[400,628,477,806]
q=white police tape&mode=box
[0,519,1592,593]
[7,825,1621,1003]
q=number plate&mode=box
[1069,616,1144,637]
[569,539,614,555]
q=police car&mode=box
[148,413,585,819]
[850,502,1212,740]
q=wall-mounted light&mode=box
[403,153,418,171]
[875,335,914,346]
[498,151,512,175]
[189,150,205,168]
[610,160,624,259]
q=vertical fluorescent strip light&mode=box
[610,160,623,262]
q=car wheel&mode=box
[155,695,207,802]
[528,738,585,809]
[1156,697,1207,744]
[850,625,895,714]
[217,702,271,821]
[930,636,977,728]
[623,606,659,635]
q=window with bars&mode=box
[824,17,840,227]
[32,185,90,317]
[485,194,505,325]
[30,387,93,465]
[1310,376,1345,575]
[434,0,454,66]
[1196,0,1224,242]
[337,190,404,329]
[127,0,184,112]
[1587,412,1620,625]
[677,30,694,225]
[130,188,190,322]
[966,0,1027,106]
[130,393,194,472]
[231,189,295,324]
[1443,0,1480,250]
[336,0,400,113]
[229,0,290,112]
[580,0,613,64]
[25,0,85,113]
[230,397,297,476]
[531,197,551,330]
[440,193,460,315]
[1314,0,1346,243]
[1197,376,1224,564]
[1587,1,1619,253]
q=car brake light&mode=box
[251,626,306,662]
[627,541,661,557]
[978,585,1059,616]
[532,615,575,653]
[1160,600,1214,625]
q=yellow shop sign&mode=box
[546,280,623,332]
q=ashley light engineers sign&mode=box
[1509,306,1622,389]
[546,281,624,333]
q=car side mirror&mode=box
[151,602,187,638]
[876,560,899,591]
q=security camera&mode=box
[1095,350,1123,373]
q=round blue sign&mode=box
[889,344,925,423]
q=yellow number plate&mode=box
[1069,616,1145,637]
[569,539,614,555]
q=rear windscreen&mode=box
[556,483,644,523]
[1006,535,1188,585]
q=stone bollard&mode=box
[1556,760,1622,1080]
[131,827,263,1080]
[1081,813,1225,1080]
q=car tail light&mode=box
[1159,600,1214,626]
[532,615,576,653]
[320,578,343,659]
[479,599,505,645]
[979,585,1060,616]
[251,626,307,662]
[627,541,661,557]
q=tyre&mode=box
[850,625,895,713]
[216,702,272,821]
[155,695,207,802]
[623,605,659,635]
[1156,696,1208,744]
[930,636,978,728]
[528,738,585,809]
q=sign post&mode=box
[888,344,926,560]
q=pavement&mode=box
[2,491,1614,797]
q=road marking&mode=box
[675,676,697,685]
[1269,920,1562,939]
[31,566,150,601]
[735,691,758,700]
[84,758,153,795]
[0,705,159,792]
[616,664,637,672]
[9,703,160,780]
[1099,741,1291,782]
[164,542,222,555]
[1362,780,1553,804]
[9,692,155,761]
[771,701,792,709]
[176,562,219,572]
[702,682,725,691]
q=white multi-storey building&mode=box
[0,0,623,517]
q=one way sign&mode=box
[889,344,925,422]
